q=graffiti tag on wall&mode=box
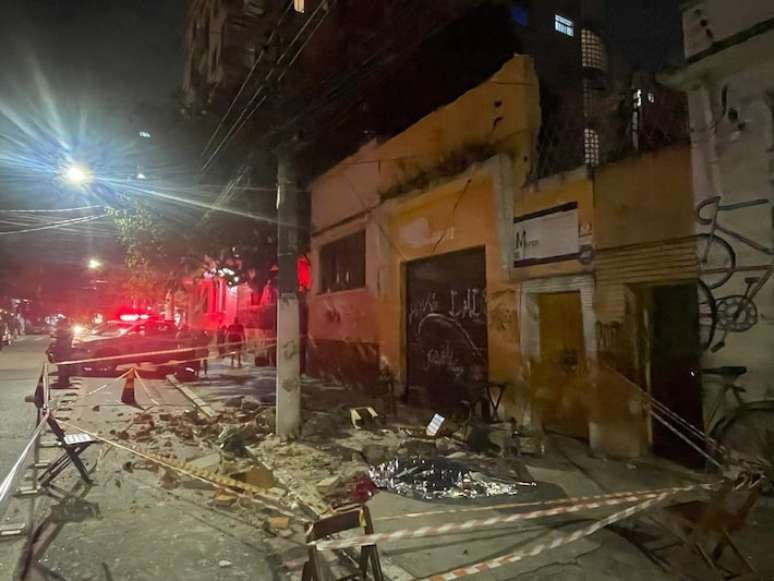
[408,287,486,325]
[696,195,774,351]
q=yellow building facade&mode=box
[307,55,697,459]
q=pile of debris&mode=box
[112,390,541,521]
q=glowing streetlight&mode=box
[62,163,93,186]
[87,258,102,270]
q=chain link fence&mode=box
[534,75,689,180]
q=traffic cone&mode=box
[121,368,137,406]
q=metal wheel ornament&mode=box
[716,295,758,332]
[696,233,736,290]
[697,281,717,351]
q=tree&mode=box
[108,196,279,305]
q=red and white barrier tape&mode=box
[375,482,716,522]
[312,482,715,551]
[54,338,277,367]
[422,492,670,581]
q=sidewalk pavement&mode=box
[180,362,752,581]
[17,361,774,581]
[0,336,51,581]
[18,369,303,581]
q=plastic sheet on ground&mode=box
[368,457,533,500]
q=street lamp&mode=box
[87,258,102,270]
[62,163,94,186]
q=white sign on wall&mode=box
[513,202,580,266]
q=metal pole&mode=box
[275,155,301,439]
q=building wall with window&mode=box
[667,0,774,410]
[185,276,238,331]
[307,55,540,388]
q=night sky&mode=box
[0,0,187,269]
[0,0,682,287]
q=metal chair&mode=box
[652,477,762,580]
[302,504,384,581]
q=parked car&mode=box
[27,318,53,335]
[0,322,10,349]
[48,318,184,374]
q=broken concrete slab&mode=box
[188,453,221,473]
[316,475,341,496]
[231,463,275,490]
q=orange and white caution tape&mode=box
[134,371,160,407]
[311,482,716,551]
[422,492,670,581]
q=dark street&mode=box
[1,0,773,579]
[0,337,48,471]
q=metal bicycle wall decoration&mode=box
[696,195,774,352]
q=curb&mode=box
[165,374,217,417]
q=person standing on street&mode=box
[53,318,74,387]
[194,329,210,377]
[227,318,245,368]
[216,325,227,358]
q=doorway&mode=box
[405,248,487,413]
[537,291,588,438]
[649,284,705,467]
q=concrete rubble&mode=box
[22,362,774,581]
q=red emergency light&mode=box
[119,313,151,322]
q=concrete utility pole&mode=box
[275,156,301,439]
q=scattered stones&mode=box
[211,490,238,508]
[224,395,243,408]
[435,437,463,455]
[361,444,389,466]
[218,560,232,568]
[217,426,248,456]
[301,411,342,440]
[255,407,276,432]
[241,398,261,411]
[133,413,153,424]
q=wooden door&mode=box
[537,291,588,437]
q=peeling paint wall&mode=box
[307,55,541,391]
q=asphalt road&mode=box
[0,335,49,474]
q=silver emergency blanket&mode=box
[368,457,529,500]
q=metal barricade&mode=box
[0,363,49,539]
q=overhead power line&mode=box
[0,214,107,236]
[199,0,295,161]
[0,205,104,213]
[200,0,335,173]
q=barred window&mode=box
[320,231,366,293]
[554,14,575,37]
[581,29,607,70]
[584,128,600,167]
